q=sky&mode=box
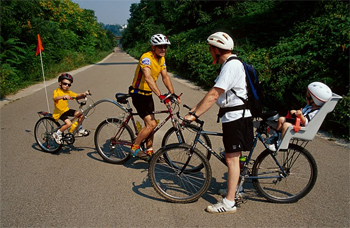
[72,0,140,25]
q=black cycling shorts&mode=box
[130,93,154,119]
[59,109,76,121]
[222,117,253,153]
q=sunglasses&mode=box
[156,45,168,49]
[62,82,72,87]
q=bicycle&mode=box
[94,93,212,165]
[34,92,94,153]
[148,109,318,204]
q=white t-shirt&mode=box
[214,55,252,123]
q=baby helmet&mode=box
[307,82,332,106]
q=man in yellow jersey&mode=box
[129,34,180,159]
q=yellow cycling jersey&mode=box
[130,51,166,95]
[52,88,77,121]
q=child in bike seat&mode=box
[268,82,332,151]
[52,73,90,144]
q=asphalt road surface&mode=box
[1,48,349,227]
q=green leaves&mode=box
[0,0,115,98]
[122,0,349,138]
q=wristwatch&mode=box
[188,111,199,119]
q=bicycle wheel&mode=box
[94,118,134,164]
[34,117,62,153]
[148,144,212,203]
[252,143,317,203]
[162,124,212,172]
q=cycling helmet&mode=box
[58,73,73,83]
[207,32,234,51]
[150,34,171,46]
[307,82,332,106]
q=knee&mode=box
[147,120,157,130]
[282,122,292,131]
[278,117,286,124]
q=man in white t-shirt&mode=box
[184,32,253,214]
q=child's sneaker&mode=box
[268,140,281,152]
[206,200,237,214]
[77,128,90,136]
[53,132,62,144]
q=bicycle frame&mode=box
[107,97,181,149]
[182,118,289,181]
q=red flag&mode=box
[36,34,44,56]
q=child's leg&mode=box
[276,116,286,131]
[60,119,72,132]
[74,111,83,124]
[280,122,292,139]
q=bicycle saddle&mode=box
[115,93,130,104]
[261,110,279,121]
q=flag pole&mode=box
[36,34,50,113]
[39,49,50,113]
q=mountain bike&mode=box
[34,92,94,153]
[94,93,211,165]
[148,109,318,204]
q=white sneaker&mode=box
[53,132,62,144]
[268,144,277,152]
[206,200,237,214]
[77,128,89,136]
[218,186,245,198]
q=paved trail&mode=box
[1,49,349,227]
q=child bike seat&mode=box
[278,93,342,150]
[115,93,131,104]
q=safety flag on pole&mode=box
[36,34,44,56]
[36,34,50,112]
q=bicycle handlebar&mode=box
[160,92,182,104]
[178,104,204,125]
[69,90,91,105]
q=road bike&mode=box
[94,93,212,165]
[148,109,318,204]
[34,92,94,153]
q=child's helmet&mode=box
[307,82,332,106]
[150,34,171,46]
[207,32,234,50]
[58,73,73,83]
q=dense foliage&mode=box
[1,0,115,98]
[121,0,349,139]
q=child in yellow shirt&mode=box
[52,73,90,144]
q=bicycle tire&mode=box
[252,143,317,203]
[94,118,134,164]
[34,117,63,153]
[148,143,212,203]
[161,124,212,172]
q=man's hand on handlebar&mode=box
[159,93,182,105]
[182,114,196,125]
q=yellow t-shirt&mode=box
[52,88,77,121]
[130,51,166,95]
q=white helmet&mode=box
[207,32,234,50]
[150,34,171,46]
[307,82,332,106]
